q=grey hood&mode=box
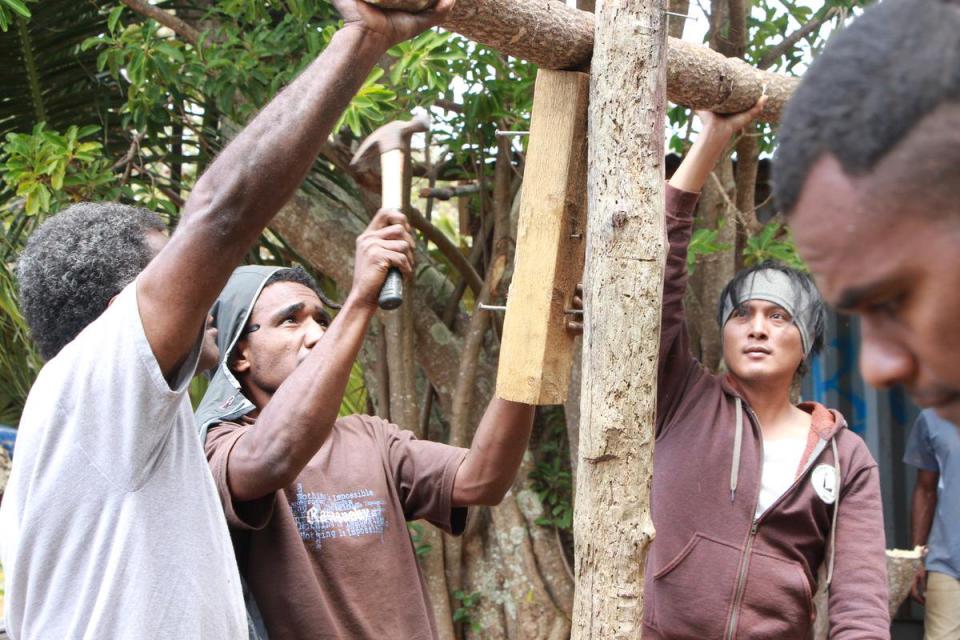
[195,265,285,442]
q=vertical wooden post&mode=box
[496,69,589,406]
[572,0,667,635]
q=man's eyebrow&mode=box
[269,302,306,323]
[833,279,896,312]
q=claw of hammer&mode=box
[350,114,432,168]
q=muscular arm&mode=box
[137,1,451,379]
[451,399,536,507]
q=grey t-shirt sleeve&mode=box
[904,411,939,471]
[60,280,202,490]
[376,418,468,535]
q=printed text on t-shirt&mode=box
[292,484,388,549]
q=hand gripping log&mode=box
[350,115,431,310]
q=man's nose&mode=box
[747,313,768,338]
[304,318,326,348]
[858,325,915,390]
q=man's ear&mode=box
[230,339,252,374]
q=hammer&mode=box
[350,114,431,310]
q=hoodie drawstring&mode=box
[730,397,744,502]
[825,436,842,587]
[729,395,843,592]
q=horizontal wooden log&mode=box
[368,0,797,121]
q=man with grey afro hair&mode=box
[640,103,887,638]
[17,202,165,360]
[0,0,454,637]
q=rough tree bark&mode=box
[436,0,795,120]
[571,0,666,635]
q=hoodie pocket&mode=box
[651,534,741,639]
[737,549,814,639]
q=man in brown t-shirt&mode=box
[197,210,544,639]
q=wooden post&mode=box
[496,69,589,406]
[571,0,667,634]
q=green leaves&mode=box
[1,123,116,216]
[0,0,32,32]
[335,68,397,137]
[452,590,482,633]
[338,360,368,417]
[388,30,464,94]
[742,222,807,271]
[406,522,433,557]
[530,407,573,531]
[687,227,733,275]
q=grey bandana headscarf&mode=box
[720,268,819,357]
[195,265,285,442]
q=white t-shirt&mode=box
[0,282,246,639]
[755,436,807,518]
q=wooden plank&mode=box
[496,69,589,405]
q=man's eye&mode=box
[281,316,299,326]
[867,297,901,317]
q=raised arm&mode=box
[657,101,765,431]
[138,0,452,379]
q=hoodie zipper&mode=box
[724,404,763,640]
[722,404,836,640]
[724,522,759,640]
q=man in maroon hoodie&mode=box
[643,103,889,639]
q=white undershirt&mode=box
[755,436,808,518]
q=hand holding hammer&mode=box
[350,115,431,309]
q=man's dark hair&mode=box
[17,202,165,360]
[774,0,960,213]
[263,266,339,310]
[716,260,826,358]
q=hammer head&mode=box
[350,114,432,167]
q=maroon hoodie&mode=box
[642,185,889,639]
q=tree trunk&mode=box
[436,0,794,120]
[571,0,666,635]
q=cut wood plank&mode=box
[496,69,589,405]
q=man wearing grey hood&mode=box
[196,219,540,639]
[642,105,889,639]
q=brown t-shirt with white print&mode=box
[205,414,468,640]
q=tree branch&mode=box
[119,0,201,45]
[757,8,838,70]
[406,206,484,296]
[430,0,799,120]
